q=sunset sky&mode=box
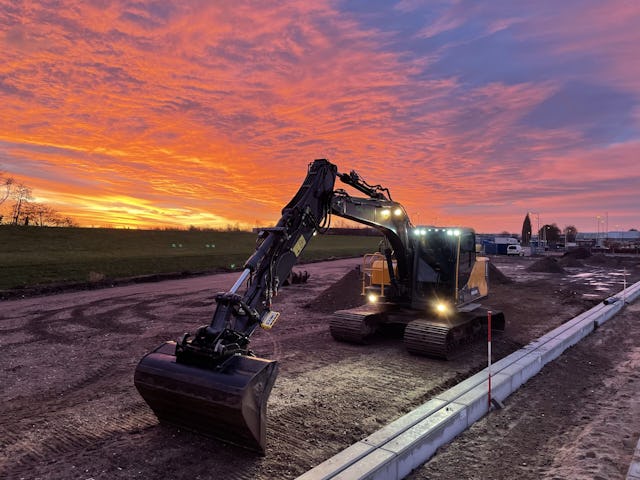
[1,1,639,233]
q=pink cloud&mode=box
[0,0,638,233]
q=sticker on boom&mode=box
[292,235,307,257]
[260,311,280,330]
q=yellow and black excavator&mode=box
[134,159,504,454]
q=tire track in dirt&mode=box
[14,302,149,346]
[3,257,637,480]
[0,362,156,480]
[1,294,226,473]
[1,291,222,479]
[1,403,157,480]
[2,360,122,416]
[4,293,185,349]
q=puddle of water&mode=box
[572,272,595,279]
[609,271,628,277]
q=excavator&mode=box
[134,159,504,454]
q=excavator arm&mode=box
[134,159,414,454]
[175,159,338,367]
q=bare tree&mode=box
[17,201,78,227]
[22,202,55,226]
[58,216,78,227]
[11,184,33,225]
[0,170,15,207]
[1,176,78,227]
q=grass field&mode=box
[0,226,382,291]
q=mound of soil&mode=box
[304,263,514,310]
[585,254,612,266]
[526,257,566,273]
[563,247,591,259]
[558,256,584,268]
[488,262,512,284]
[581,254,640,270]
[303,267,364,313]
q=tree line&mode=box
[520,214,578,246]
[0,170,76,227]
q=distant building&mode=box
[576,231,640,252]
[476,234,520,255]
[576,231,640,243]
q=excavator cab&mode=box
[361,227,490,311]
[410,227,484,309]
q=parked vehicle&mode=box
[507,244,524,256]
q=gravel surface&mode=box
[409,300,640,480]
[1,254,639,480]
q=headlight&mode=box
[435,302,449,314]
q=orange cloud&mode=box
[1,1,639,233]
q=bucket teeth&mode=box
[134,342,278,454]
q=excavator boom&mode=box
[135,159,337,453]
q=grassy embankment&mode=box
[0,226,382,291]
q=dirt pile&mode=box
[557,247,593,267]
[563,247,591,259]
[303,267,364,313]
[558,256,584,268]
[526,257,566,273]
[585,255,640,271]
[559,249,640,269]
[584,253,610,266]
[488,262,512,284]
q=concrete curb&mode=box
[297,279,640,480]
[628,437,640,480]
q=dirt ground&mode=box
[1,253,639,480]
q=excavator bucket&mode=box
[134,342,278,454]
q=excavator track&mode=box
[329,306,383,344]
[403,320,453,358]
[404,310,505,359]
